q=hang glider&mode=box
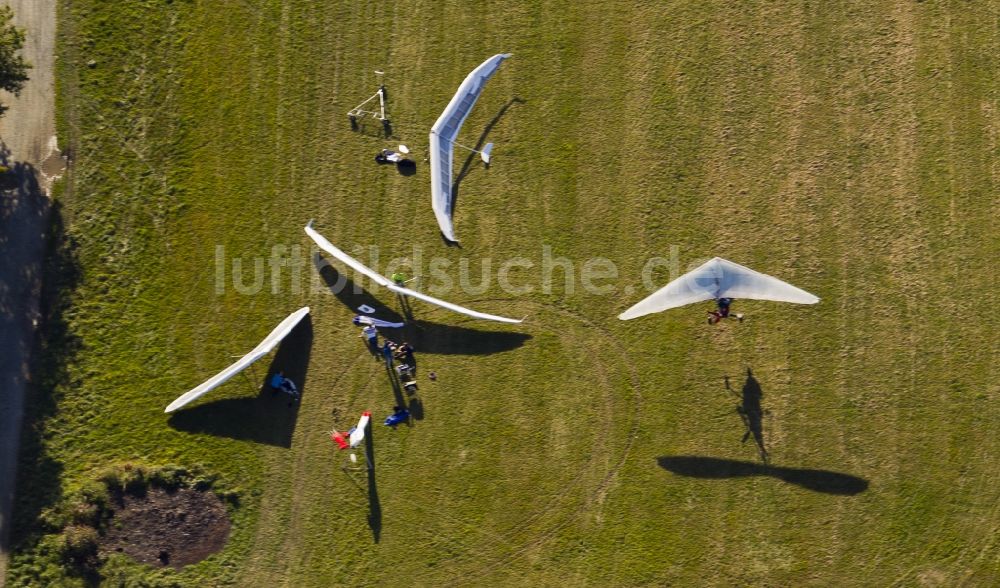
[331,411,372,449]
[429,53,513,243]
[306,221,522,324]
[165,307,310,412]
[619,257,819,320]
[349,411,371,448]
[353,315,404,329]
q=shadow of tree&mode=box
[166,315,312,448]
[7,191,80,549]
[657,456,869,495]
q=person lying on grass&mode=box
[269,371,299,406]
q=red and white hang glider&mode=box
[332,411,371,450]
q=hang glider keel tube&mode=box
[429,53,512,243]
[618,257,819,321]
[439,137,495,164]
[165,307,310,413]
[305,220,524,324]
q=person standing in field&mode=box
[361,324,379,356]
[382,340,396,366]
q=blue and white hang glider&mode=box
[306,221,522,324]
[619,257,819,320]
[165,307,310,412]
[429,53,512,243]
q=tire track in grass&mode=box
[310,296,643,581]
[375,300,626,552]
[889,3,1000,584]
[414,300,643,582]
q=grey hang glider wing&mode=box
[619,257,819,320]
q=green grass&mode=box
[7,0,1000,585]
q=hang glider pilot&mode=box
[382,340,396,365]
[708,297,745,325]
[269,371,299,404]
[394,341,414,363]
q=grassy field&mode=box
[7,0,1000,585]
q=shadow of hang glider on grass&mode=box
[401,320,530,356]
[453,96,524,216]
[167,315,313,448]
[313,254,405,324]
[656,456,869,495]
[313,254,530,354]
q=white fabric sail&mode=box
[165,307,310,412]
[349,412,371,448]
[619,257,819,320]
[429,53,512,242]
[306,221,522,324]
[354,315,405,329]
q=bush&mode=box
[97,462,151,496]
[147,465,189,491]
[12,463,239,583]
[59,525,99,564]
[0,5,30,116]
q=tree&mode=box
[0,5,30,116]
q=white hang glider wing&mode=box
[354,315,405,329]
[429,53,513,243]
[165,307,310,413]
[306,221,522,324]
[619,257,819,320]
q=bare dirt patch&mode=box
[98,487,230,569]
